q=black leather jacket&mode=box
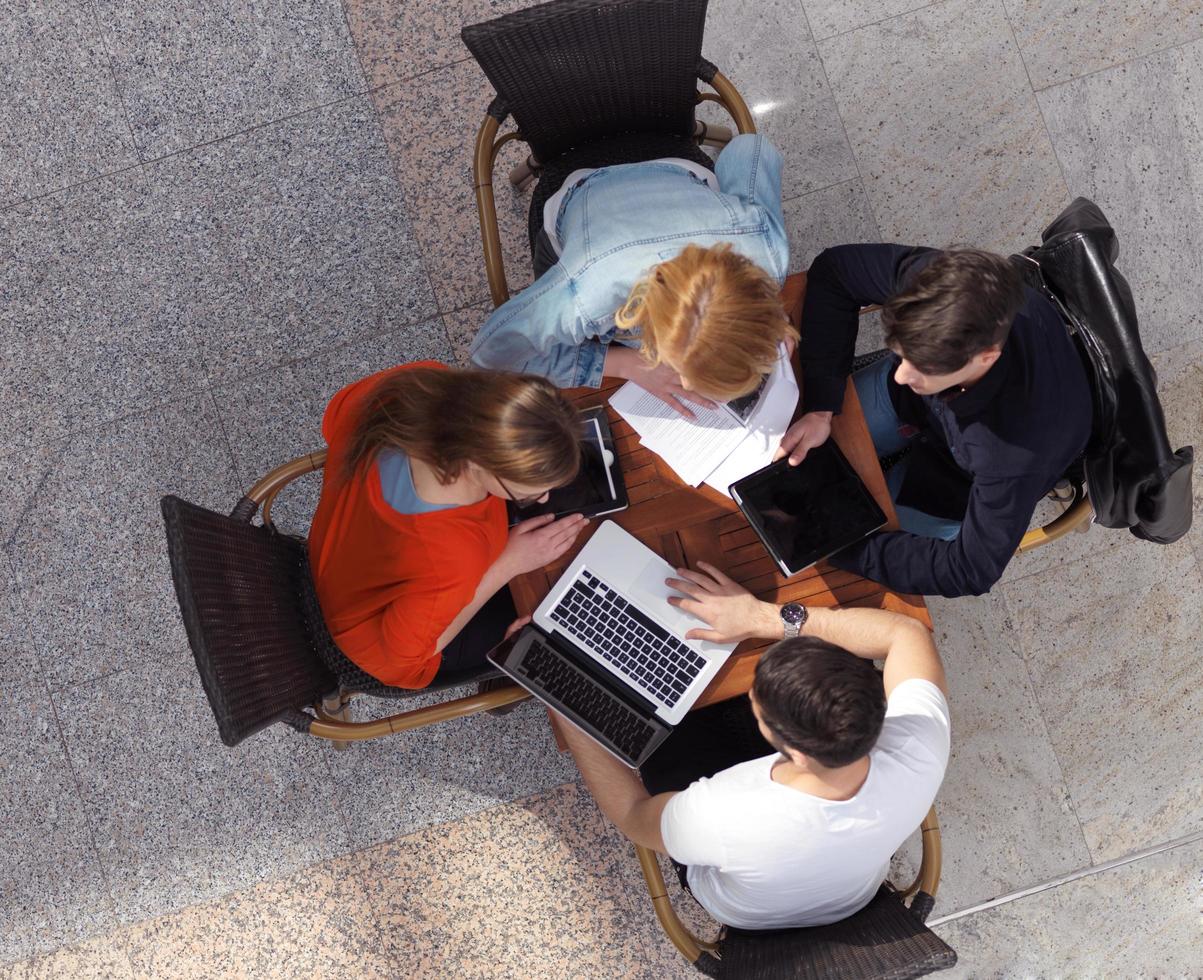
[1016,198,1194,544]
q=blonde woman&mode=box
[470,135,795,418]
[308,362,585,689]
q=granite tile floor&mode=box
[2,0,1202,975]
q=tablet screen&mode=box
[731,443,887,575]
[508,411,626,523]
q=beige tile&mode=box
[356,782,700,979]
[801,0,935,41]
[1000,528,1203,862]
[443,301,492,367]
[935,836,1203,978]
[818,0,1069,254]
[782,178,880,275]
[121,856,394,979]
[924,593,1092,915]
[345,0,533,91]
[1003,0,1203,89]
[0,938,134,980]
[374,60,534,313]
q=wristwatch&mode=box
[779,602,807,639]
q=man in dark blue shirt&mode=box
[779,244,1092,597]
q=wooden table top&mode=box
[509,273,930,710]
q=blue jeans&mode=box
[853,358,962,541]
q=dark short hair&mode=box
[882,249,1024,375]
[752,637,887,768]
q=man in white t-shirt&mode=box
[553,560,950,930]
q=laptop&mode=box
[488,520,737,767]
[729,441,888,578]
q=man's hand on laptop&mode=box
[665,561,783,643]
[776,410,832,466]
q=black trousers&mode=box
[639,695,776,892]
[431,585,517,684]
[532,228,558,279]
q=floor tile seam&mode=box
[995,0,1072,199]
[995,579,1093,863]
[337,0,375,96]
[0,156,148,216]
[1031,29,1203,94]
[354,70,447,335]
[808,0,944,46]
[928,825,1203,927]
[780,175,872,210]
[128,89,375,174]
[85,0,149,167]
[796,3,880,239]
[0,377,220,485]
[995,531,1127,591]
[202,302,446,401]
[368,55,478,105]
[201,386,249,493]
[38,671,128,952]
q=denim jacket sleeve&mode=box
[715,134,788,282]
[468,263,611,388]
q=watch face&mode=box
[781,603,805,626]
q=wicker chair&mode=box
[637,805,956,978]
[161,450,529,749]
[462,0,755,306]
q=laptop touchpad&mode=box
[632,558,708,636]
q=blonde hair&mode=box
[614,243,796,400]
[343,367,581,489]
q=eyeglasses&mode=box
[494,474,546,507]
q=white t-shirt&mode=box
[659,678,951,930]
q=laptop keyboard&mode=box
[548,569,707,709]
[520,639,658,762]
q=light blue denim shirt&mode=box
[469,134,789,388]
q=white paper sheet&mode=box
[608,344,800,491]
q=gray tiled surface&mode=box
[326,692,578,851]
[0,1,137,207]
[935,836,1203,978]
[95,0,363,159]
[213,319,453,533]
[2,0,1202,973]
[925,593,1092,915]
[818,0,1069,253]
[700,0,858,201]
[1038,38,1203,357]
[51,656,352,925]
[1003,0,1203,89]
[1,396,239,692]
[146,97,437,385]
[782,178,880,274]
[0,680,115,961]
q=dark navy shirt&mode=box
[799,244,1092,597]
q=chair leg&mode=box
[320,691,352,751]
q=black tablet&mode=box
[729,442,887,578]
[507,407,629,524]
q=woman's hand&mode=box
[665,561,782,643]
[775,410,832,465]
[604,345,715,420]
[500,513,588,578]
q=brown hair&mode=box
[343,367,582,489]
[614,243,797,400]
[882,249,1024,375]
[752,637,886,768]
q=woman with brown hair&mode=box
[308,361,586,689]
[469,135,796,419]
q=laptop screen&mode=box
[731,443,887,575]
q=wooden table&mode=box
[510,273,930,710]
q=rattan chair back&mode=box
[462,0,710,161]
[712,888,957,979]
[161,495,335,747]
